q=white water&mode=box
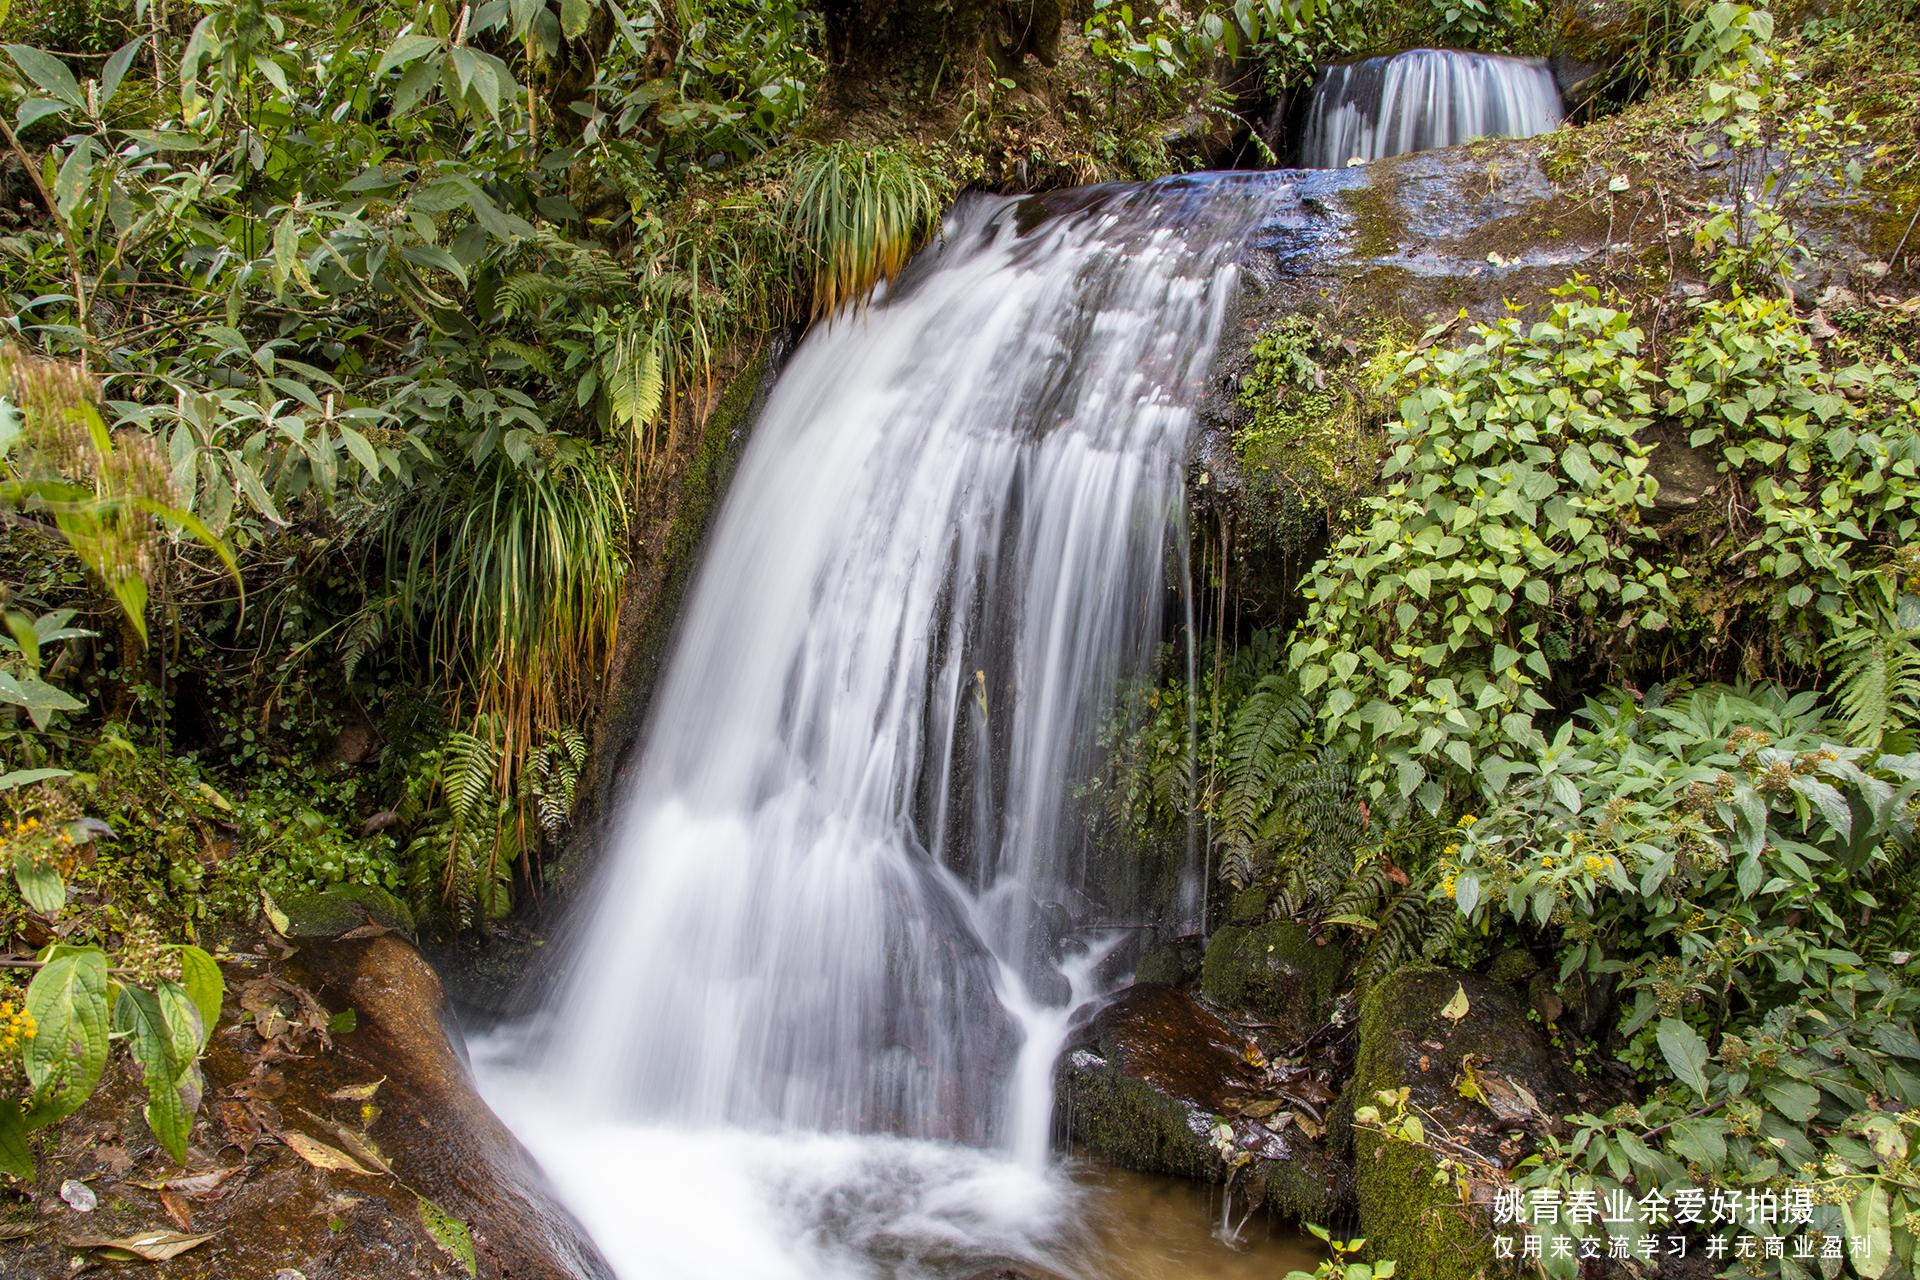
[477,174,1287,1279]
[1298,48,1564,168]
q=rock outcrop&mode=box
[1056,983,1353,1223]
[8,927,607,1280]
[1346,966,1580,1280]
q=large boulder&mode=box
[8,931,608,1280]
[1346,966,1579,1280]
[1057,983,1352,1222]
[1199,919,1343,1044]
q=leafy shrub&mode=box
[1291,283,1678,814]
[1440,683,1920,1278]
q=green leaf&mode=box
[174,947,223,1049]
[509,0,546,34]
[337,424,381,479]
[13,851,64,914]
[114,985,197,1163]
[0,1100,31,1178]
[1657,1017,1713,1101]
[418,1196,477,1276]
[23,948,111,1127]
[1842,1183,1890,1279]
[1761,1079,1821,1122]
[5,44,83,107]
[98,36,143,108]
[16,97,66,129]
[0,767,70,790]
[559,0,591,38]
[375,31,443,77]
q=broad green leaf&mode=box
[560,0,591,38]
[0,767,70,790]
[0,1100,30,1177]
[12,851,64,914]
[174,946,223,1048]
[114,985,197,1162]
[1657,1017,1712,1101]
[23,948,111,1127]
[1843,1183,1891,1279]
[418,1196,477,1277]
[375,31,443,77]
[99,36,143,108]
[4,44,82,107]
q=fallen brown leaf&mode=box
[134,1166,242,1200]
[282,1131,376,1176]
[327,1078,386,1103]
[66,1229,216,1261]
[158,1188,192,1232]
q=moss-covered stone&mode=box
[1057,984,1354,1222]
[1486,946,1541,986]
[1199,920,1342,1041]
[1227,886,1270,923]
[1347,967,1577,1280]
[1134,941,1192,986]
[1059,1049,1218,1178]
[274,883,415,940]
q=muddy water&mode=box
[1075,1165,1322,1280]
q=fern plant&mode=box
[398,718,519,931]
[531,726,588,835]
[1821,591,1920,751]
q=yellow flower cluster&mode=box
[1441,874,1458,899]
[1456,814,1477,829]
[0,999,37,1053]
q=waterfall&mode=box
[476,173,1285,1280]
[1296,48,1564,168]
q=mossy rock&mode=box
[1056,984,1353,1221]
[273,883,416,940]
[1134,941,1194,986]
[1486,946,1542,986]
[1348,967,1577,1279]
[1227,886,1270,924]
[1200,920,1343,1041]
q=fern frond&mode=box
[442,726,501,827]
[1824,618,1920,750]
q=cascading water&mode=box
[1296,48,1564,168]
[476,174,1299,1280]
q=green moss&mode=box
[1486,947,1540,986]
[1227,886,1270,923]
[275,883,416,940]
[1233,313,1401,541]
[1349,967,1506,1279]
[1353,1127,1495,1280]
[1255,1150,1350,1222]
[1060,1062,1214,1178]
[1199,920,1341,1035]
[1134,942,1190,986]
[1337,168,1406,260]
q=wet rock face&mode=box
[9,933,608,1280]
[1346,966,1581,1280]
[1056,984,1353,1222]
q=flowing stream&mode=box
[1297,48,1564,168]
[476,174,1308,1278]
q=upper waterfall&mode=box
[1296,48,1564,168]
[517,173,1283,1160]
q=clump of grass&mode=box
[785,141,944,318]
